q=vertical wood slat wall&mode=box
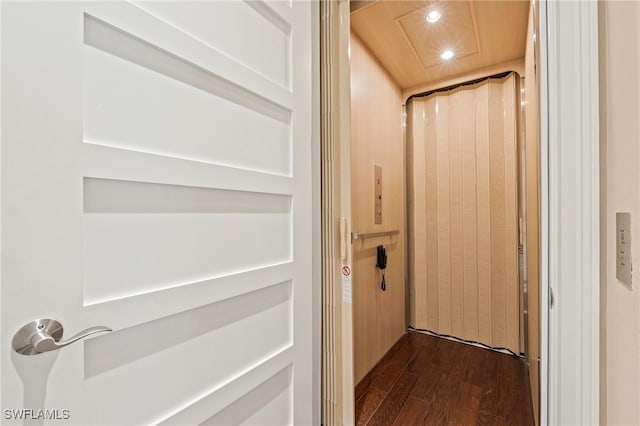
[407,73,520,352]
[351,32,406,384]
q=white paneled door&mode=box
[1,2,316,424]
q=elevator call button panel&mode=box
[617,212,632,287]
[375,165,382,224]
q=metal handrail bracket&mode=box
[351,229,400,243]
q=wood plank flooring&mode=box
[355,331,535,426]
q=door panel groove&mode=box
[201,366,292,426]
[83,177,291,214]
[158,347,295,425]
[82,143,294,193]
[85,281,292,378]
[84,14,291,123]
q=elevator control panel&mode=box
[616,212,632,287]
[375,165,382,224]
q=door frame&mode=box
[540,0,600,424]
[319,1,355,425]
[320,0,601,424]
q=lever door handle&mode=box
[12,319,112,355]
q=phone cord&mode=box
[381,270,386,291]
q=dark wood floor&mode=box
[355,331,535,426]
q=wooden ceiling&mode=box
[351,1,530,91]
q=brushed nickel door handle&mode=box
[12,319,112,355]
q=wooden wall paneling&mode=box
[436,94,452,335]
[350,32,405,385]
[489,80,507,348]
[351,31,379,383]
[503,74,520,352]
[462,88,479,342]
[449,89,465,339]
[475,83,493,345]
[425,96,440,331]
[381,64,405,355]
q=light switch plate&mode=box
[616,212,632,287]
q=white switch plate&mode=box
[616,212,632,287]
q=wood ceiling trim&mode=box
[394,1,482,70]
[395,12,427,69]
[350,0,377,14]
[469,1,482,57]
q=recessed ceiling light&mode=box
[441,50,454,60]
[426,9,441,23]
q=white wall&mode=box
[599,1,640,424]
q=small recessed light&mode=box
[426,10,441,23]
[441,50,454,60]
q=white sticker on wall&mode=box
[341,265,352,303]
